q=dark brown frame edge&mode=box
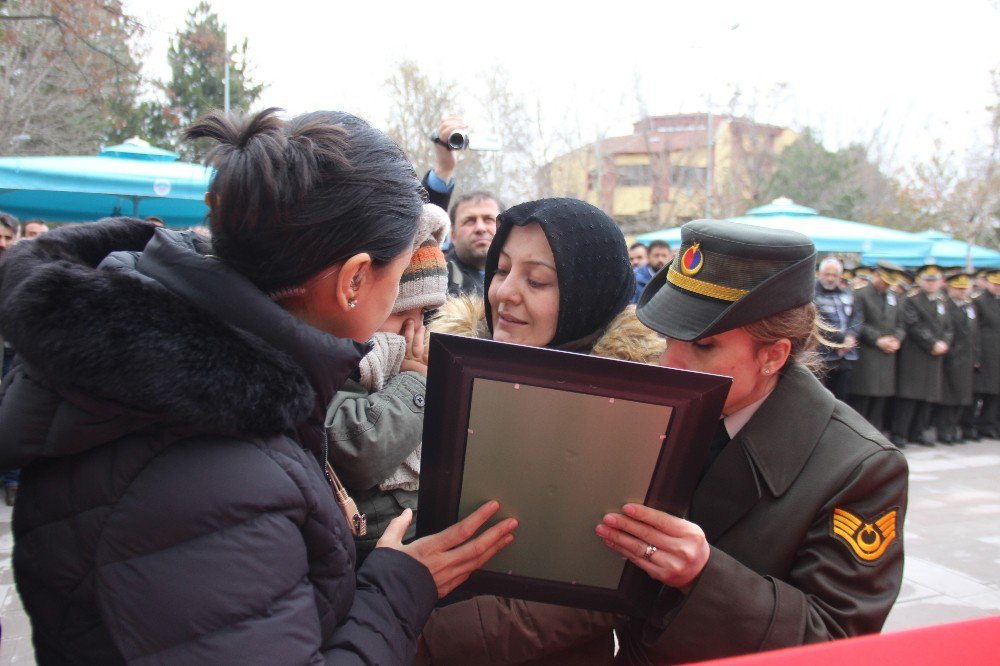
[416,333,731,617]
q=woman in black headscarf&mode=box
[430,197,662,363]
[419,199,662,665]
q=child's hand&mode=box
[401,319,428,376]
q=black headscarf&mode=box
[484,198,635,351]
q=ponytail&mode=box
[184,108,422,292]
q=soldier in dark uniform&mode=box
[969,270,1000,439]
[598,220,907,663]
[848,262,906,435]
[892,264,953,446]
[933,273,979,444]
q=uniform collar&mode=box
[692,364,835,541]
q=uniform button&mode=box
[413,394,425,408]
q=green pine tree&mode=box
[126,1,264,159]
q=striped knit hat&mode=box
[393,204,449,314]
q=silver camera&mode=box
[429,130,501,152]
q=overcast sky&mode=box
[124,0,1000,172]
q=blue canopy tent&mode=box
[860,230,1000,269]
[636,198,934,257]
[0,138,213,228]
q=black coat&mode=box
[0,220,436,664]
[973,293,1000,395]
[940,298,979,407]
[897,292,953,402]
[618,365,907,664]
[850,284,905,397]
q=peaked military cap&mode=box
[987,269,1000,285]
[874,260,905,286]
[637,219,816,341]
[945,272,973,289]
[854,266,874,279]
[916,264,944,280]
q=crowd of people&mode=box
[813,260,999,448]
[12,105,1000,663]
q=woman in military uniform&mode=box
[891,264,954,446]
[597,220,908,664]
[848,262,906,435]
[933,273,979,444]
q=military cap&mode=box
[945,272,973,289]
[987,269,1000,285]
[916,264,944,280]
[874,260,905,286]
[637,219,816,341]
[854,266,874,280]
[842,268,855,281]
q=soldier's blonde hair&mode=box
[743,302,838,375]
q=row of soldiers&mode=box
[844,263,1000,447]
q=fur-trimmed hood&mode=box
[0,218,365,468]
[428,295,665,364]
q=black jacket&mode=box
[850,284,905,398]
[940,298,978,406]
[0,220,436,664]
[897,292,954,402]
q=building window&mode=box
[670,166,707,190]
[616,164,652,186]
[587,170,599,191]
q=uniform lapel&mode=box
[690,365,835,543]
[689,436,761,542]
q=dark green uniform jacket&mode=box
[940,298,979,407]
[973,293,1000,395]
[618,364,908,664]
[897,292,953,402]
[850,284,905,397]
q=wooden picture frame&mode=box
[416,333,731,617]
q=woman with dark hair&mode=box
[598,220,908,663]
[430,197,662,362]
[0,108,515,664]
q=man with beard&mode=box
[632,239,672,303]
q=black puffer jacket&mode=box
[0,219,436,665]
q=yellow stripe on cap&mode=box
[667,267,749,302]
[947,275,971,289]
[876,268,899,286]
[919,266,942,279]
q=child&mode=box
[324,204,449,562]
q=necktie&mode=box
[699,419,731,482]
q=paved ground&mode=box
[1,438,998,662]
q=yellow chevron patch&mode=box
[832,507,898,563]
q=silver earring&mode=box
[348,299,357,309]
[763,368,771,375]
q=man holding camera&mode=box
[423,116,503,297]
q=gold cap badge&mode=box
[832,507,898,563]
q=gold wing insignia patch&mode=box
[832,507,898,563]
